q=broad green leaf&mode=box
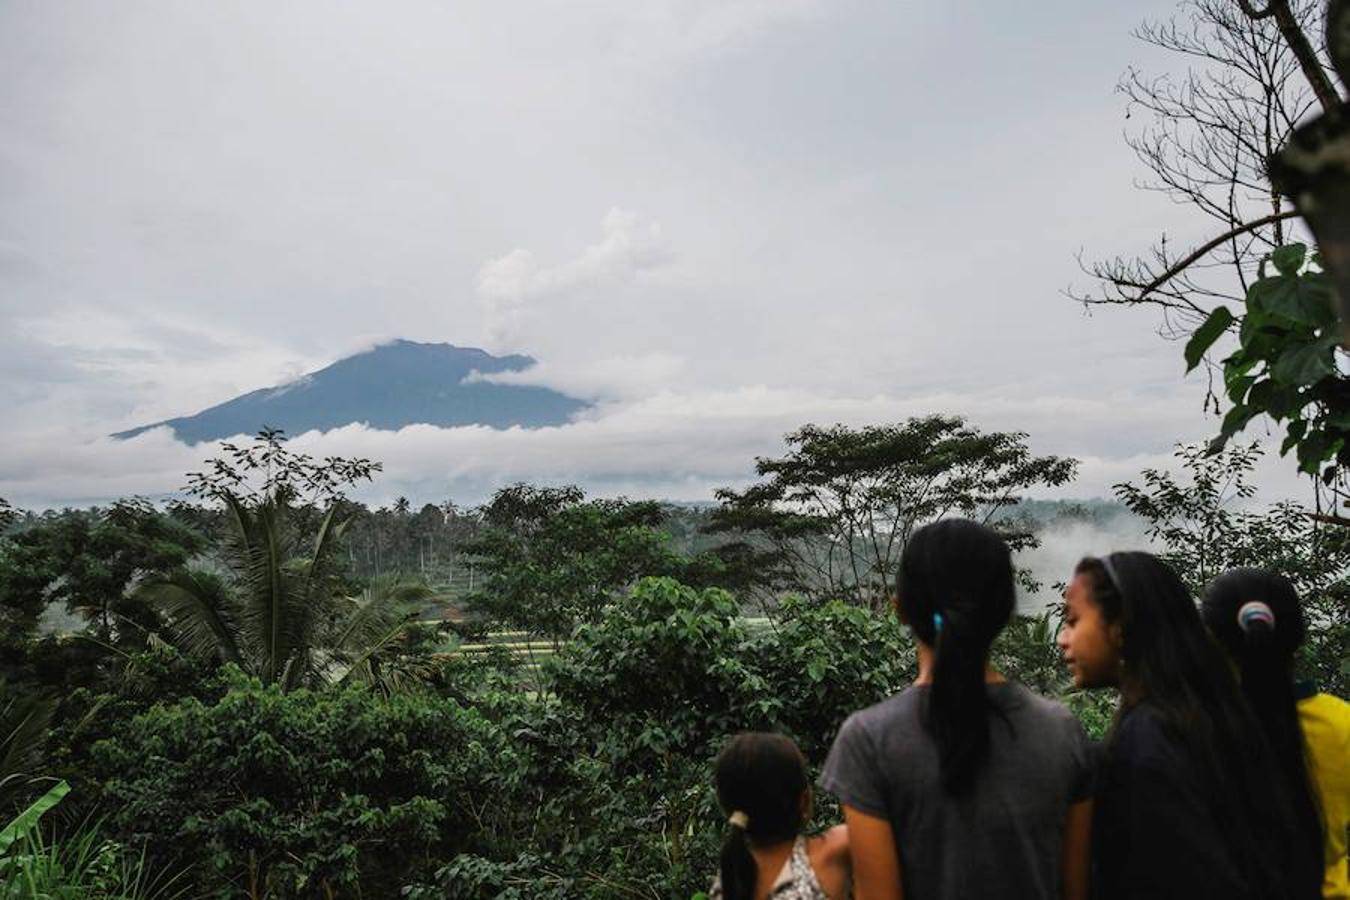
[1271,243,1307,276]
[1225,374,1256,404]
[1266,385,1309,420]
[1219,404,1256,439]
[0,780,68,854]
[1255,272,1336,328]
[1248,276,1293,316]
[1271,335,1339,387]
[1184,306,1234,372]
[1247,380,1276,409]
[1280,420,1308,455]
[1296,430,1336,473]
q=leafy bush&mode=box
[91,670,519,898]
[548,578,768,770]
[1116,443,1350,696]
[751,597,914,760]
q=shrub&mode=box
[548,578,767,770]
[751,597,914,760]
[92,669,519,898]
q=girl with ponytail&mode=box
[1058,553,1312,900]
[821,519,1094,900]
[1202,569,1348,900]
[710,733,850,900]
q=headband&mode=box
[1100,555,1124,595]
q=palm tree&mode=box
[141,493,434,693]
[0,688,55,813]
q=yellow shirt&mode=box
[1300,692,1350,900]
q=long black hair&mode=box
[714,733,809,900]
[897,518,1014,794]
[1202,568,1324,897]
[1075,552,1309,900]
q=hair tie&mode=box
[933,612,944,634]
[727,810,749,829]
[1237,601,1275,633]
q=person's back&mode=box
[823,680,1093,899]
[822,519,1093,900]
[1092,702,1260,900]
[1297,689,1350,899]
[1201,569,1337,900]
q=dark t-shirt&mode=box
[1092,704,1260,900]
[819,681,1094,900]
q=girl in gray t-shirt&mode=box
[820,519,1093,900]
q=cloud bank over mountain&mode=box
[1,0,1312,512]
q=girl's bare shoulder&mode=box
[808,825,850,865]
[807,826,852,899]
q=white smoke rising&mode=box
[476,209,672,349]
[1016,511,1159,613]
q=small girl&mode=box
[1202,568,1348,900]
[712,732,850,900]
[1058,552,1311,900]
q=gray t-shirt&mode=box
[820,682,1093,900]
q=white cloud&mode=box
[7,308,328,431]
[476,208,672,348]
[469,352,687,400]
[0,381,1313,513]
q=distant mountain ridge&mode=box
[114,340,589,444]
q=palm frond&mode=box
[330,577,433,653]
[230,499,294,686]
[329,577,436,693]
[0,690,56,812]
[136,569,243,664]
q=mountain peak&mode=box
[115,340,587,444]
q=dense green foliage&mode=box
[708,417,1077,608]
[1116,443,1349,695]
[1,781,190,899]
[465,486,724,644]
[1186,245,1349,497]
[1,420,1343,898]
[92,670,513,898]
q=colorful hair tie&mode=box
[1237,601,1276,633]
[933,612,944,634]
[727,811,749,829]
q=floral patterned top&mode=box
[709,836,830,900]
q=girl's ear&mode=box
[1108,620,1124,654]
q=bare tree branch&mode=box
[1137,209,1301,300]
[1237,0,1277,19]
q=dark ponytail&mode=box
[1202,568,1324,900]
[897,519,1014,794]
[714,733,809,900]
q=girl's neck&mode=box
[748,836,797,895]
[912,642,1007,686]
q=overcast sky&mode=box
[0,1,1312,509]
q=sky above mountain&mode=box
[0,1,1312,508]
